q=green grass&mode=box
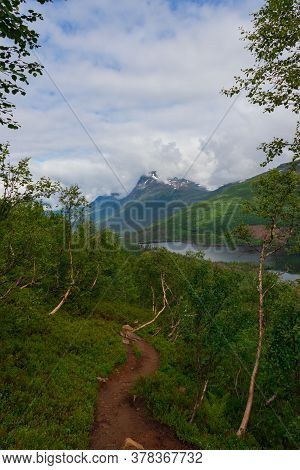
[132,267,299,450]
[132,343,142,360]
[1,263,297,450]
[0,292,151,450]
[134,334,257,449]
[94,300,151,325]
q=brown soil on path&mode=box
[89,335,190,450]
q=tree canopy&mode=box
[223,0,300,165]
[0,0,52,129]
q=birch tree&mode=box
[233,168,300,437]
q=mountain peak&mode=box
[120,171,209,206]
[166,176,207,191]
[136,171,160,188]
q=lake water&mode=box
[144,242,300,282]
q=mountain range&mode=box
[91,170,212,209]
[88,161,299,240]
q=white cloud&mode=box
[1,0,296,200]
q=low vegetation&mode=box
[0,0,299,451]
[135,263,299,449]
[0,303,126,449]
[0,143,299,449]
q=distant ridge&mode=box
[89,161,299,231]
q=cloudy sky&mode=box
[1,0,296,200]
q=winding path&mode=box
[89,335,188,450]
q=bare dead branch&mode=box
[132,273,170,333]
[263,280,278,298]
[153,326,163,336]
[265,394,277,406]
[49,287,72,316]
[0,277,23,300]
[168,319,181,338]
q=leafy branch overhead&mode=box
[0,142,60,220]
[223,0,300,113]
[236,168,300,248]
[223,0,300,165]
[0,0,52,129]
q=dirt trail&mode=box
[89,335,189,450]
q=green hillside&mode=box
[1,146,299,450]
[90,174,210,230]
[141,179,259,243]
[141,163,299,243]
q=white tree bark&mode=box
[237,244,265,437]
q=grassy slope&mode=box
[142,162,300,243]
[134,264,260,450]
[0,293,150,450]
[1,265,298,450]
[134,265,299,450]
[141,178,262,243]
[135,335,258,450]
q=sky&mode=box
[1,0,296,200]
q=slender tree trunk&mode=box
[189,379,208,423]
[91,264,100,289]
[237,245,265,437]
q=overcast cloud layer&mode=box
[0,0,296,200]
